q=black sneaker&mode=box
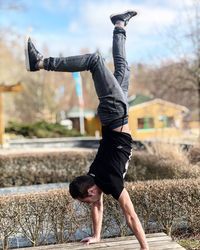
[25,37,43,71]
[110,10,137,26]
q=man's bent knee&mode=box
[88,52,104,72]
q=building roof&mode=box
[128,94,153,107]
[129,97,189,113]
[66,96,190,119]
[66,107,96,118]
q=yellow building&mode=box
[67,96,190,140]
[183,109,200,138]
[128,95,189,141]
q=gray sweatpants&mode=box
[43,27,130,129]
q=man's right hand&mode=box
[81,236,100,245]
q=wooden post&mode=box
[0,83,23,147]
[0,93,4,145]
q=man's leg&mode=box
[111,10,137,98]
[113,27,130,98]
[25,39,127,128]
[109,11,137,128]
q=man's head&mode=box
[69,175,101,204]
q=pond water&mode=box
[0,182,69,195]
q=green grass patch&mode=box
[5,120,82,138]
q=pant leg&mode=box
[113,27,130,99]
[43,53,128,128]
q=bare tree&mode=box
[134,1,200,138]
[163,0,200,137]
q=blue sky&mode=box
[0,0,193,64]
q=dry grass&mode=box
[126,142,200,182]
[188,146,200,165]
[145,142,189,163]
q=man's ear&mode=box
[87,185,96,196]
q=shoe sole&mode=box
[110,10,137,19]
[24,36,30,71]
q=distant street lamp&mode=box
[72,73,85,135]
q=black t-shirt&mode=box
[87,126,133,200]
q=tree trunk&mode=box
[3,236,8,250]
[198,79,200,141]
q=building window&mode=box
[137,117,154,129]
[166,116,175,127]
[159,115,175,128]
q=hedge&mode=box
[0,178,199,250]
[0,150,94,187]
[0,149,199,187]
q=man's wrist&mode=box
[140,243,149,250]
[93,234,101,240]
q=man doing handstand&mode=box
[25,10,149,250]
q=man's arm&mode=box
[81,193,103,245]
[118,188,149,250]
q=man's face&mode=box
[78,195,100,204]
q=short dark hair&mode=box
[69,175,95,199]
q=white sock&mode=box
[115,20,125,28]
[37,60,44,69]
